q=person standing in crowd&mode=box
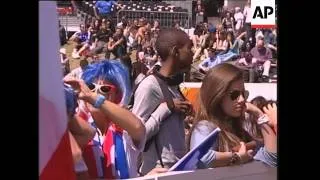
[132,28,194,175]
[66,60,145,179]
[222,11,235,32]
[59,20,67,46]
[234,7,244,36]
[243,0,256,46]
[93,0,122,20]
[188,63,277,168]
[64,59,89,80]
[250,37,273,82]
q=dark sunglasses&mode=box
[87,83,116,95]
[228,90,249,101]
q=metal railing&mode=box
[116,9,190,28]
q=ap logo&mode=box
[251,0,276,28]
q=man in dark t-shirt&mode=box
[89,22,113,56]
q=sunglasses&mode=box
[87,83,116,95]
[228,90,249,101]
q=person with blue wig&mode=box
[65,60,163,179]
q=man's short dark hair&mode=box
[155,28,189,61]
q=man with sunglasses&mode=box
[132,28,194,175]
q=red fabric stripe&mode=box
[104,126,115,179]
[251,25,276,29]
[83,144,99,178]
[40,131,76,180]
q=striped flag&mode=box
[39,1,76,180]
[169,128,221,171]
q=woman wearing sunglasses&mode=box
[65,60,148,179]
[188,63,277,168]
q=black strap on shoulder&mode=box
[132,73,174,169]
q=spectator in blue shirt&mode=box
[94,0,122,19]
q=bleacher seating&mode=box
[72,0,189,28]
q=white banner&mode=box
[251,0,276,28]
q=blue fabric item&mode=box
[78,32,89,43]
[94,94,106,108]
[170,128,220,171]
[254,147,277,167]
[95,1,114,14]
[64,86,77,116]
[114,131,129,179]
[208,26,216,33]
[198,39,243,70]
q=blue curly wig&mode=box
[81,60,131,105]
[64,86,78,117]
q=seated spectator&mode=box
[222,12,235,32]
[192,24,204,52]
[226,31,235,51]
[144,47,158,69]
[126,30,136,52]
[151,20,161,34]
[60,48,69,69]
[237,51,253,67]
[198,48,216,73]
[193,25,216,60]
[70,24,91,59]
[106,27,127,59]
[120,54,133,84]
[250,37,273,82]
[189,63,277,168]
[64,59,89,80]
[263,29,277,52]
[150,31,158,51]
[88,22,113,56]
[243,96,267,141]
[141,31,153,51]
[214,31,228,54]
[135,19,149,51]
[89,19,102,43]
[132,52,149,85]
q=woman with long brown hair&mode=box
[188,63,277,168]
